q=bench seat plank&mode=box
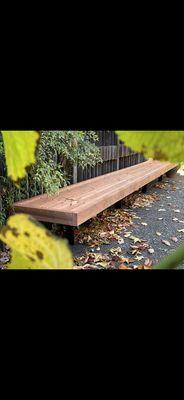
[13,160,178,226]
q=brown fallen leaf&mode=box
[130,241,149,256]
[123,192,159,208]
[155,182,169,189]
[119,264,132,270]
[97,262,111,268]
[75,207,133,246]
[144,258,153,268]
[112,255,129,263]
[109,247,122,255]
[130,236,142,243]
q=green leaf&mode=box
[0,214,73,269]
[116,131,184,163]
[1,131,40,182]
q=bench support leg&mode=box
[166,167,179,178]
[64,226,75,245]
[42,222,53,230]
[116,200,123,209]
[142,185,148,193]
[158,175,163,182]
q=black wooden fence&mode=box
[74,131,145,183]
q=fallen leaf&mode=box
[158,218,163,220]
[173,218,178,221]
[97,262,110,268]
[171,237,178,243]
[158,209,166,212]
[177,229,184,233]
[123,192,159,209]
[109,247,122,255]
[155,182,169,189]
[156,232,162,236]
[141,222,148,226]
[144,258,153,268]
[130,241,149,256]
[119,264,132,270]
[162,240,171,247]
[75,208,133,246]
[130,236,142,243]
[124,233,132,238]
[135,255,144,261]
[174,210,180,213]
[148,248,154,254]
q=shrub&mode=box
[0,131,102,225]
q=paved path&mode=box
[1,172,184,269]
[72,172,184,269]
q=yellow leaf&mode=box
[116,131,184,163]
[0,214,73,269]
[1,131,40,182]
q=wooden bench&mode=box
[13,160,179,244]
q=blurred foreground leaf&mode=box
[2,131,40,182]
[116,131,184,163]
[0,214,73,269]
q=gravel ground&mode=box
[72,172,184,269]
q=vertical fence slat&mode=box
[75,131,145,182]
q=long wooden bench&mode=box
[13,160,178,243]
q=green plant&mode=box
[0,131,102,225]
[33,131,102,193]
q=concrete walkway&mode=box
[72,172,184,269]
